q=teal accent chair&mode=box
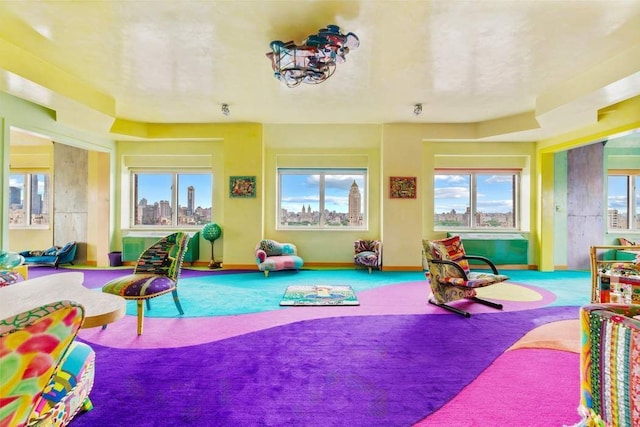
[19,242,77,269]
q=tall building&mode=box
[187,185,195,215]
[349,180,363,226]
[9,186,20,206]
[30,174,42,215]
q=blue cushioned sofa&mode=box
[19,241,77,269]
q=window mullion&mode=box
[172,173,178,227]
[25,174,32,226]
[470,173,476,228]
[630,175,636,230]
[319,173,325,227]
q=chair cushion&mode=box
[430,236,470,274]
[259,255,303,272]
[441,271,510,288]
[43,247,58,256]
[58,242,75,254]
[102,274,176,298]
[355,251,378,267]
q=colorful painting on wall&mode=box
[229,176,256,198]
[390,176,417,199]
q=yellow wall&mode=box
[262,124,382,266]
[3,90,640,270]
[115,123,263,267]
[535,95,640,270]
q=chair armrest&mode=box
[430,259,470,281]
[255,249,267,264]
[462,255,500,274]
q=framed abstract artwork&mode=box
[229,176,256,198]
[390,176,417,199]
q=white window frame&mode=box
[130,170,212,229]
[433,169,520,230]
[607,171,639,231]
[277,168,367,230]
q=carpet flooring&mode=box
[26,266,591,426]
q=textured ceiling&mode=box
[1,0,640,142]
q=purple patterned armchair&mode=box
[354,240,382,273]
[0,301,95,427]
[422,235,509,317]
[102,232,189,335]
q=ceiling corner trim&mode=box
[0,37,115,117]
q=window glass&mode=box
[177,174,212,226]
[9,173,50,227]
[278,169,366,229]
[476,174,516,228]
[607,175,628,229]
[434,171,519,230]
[9,174,25,226]
[434,174,471,228]
[133,172,212,227]
[635,176,640,229]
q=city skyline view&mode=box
[607,175,640,228]
[135,173,211,225]
[279,173,365,213]
[434,173,517,228]
[279,172,365,227]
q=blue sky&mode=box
[434,174,515,214]
[607,175,640,214]
[137,173,212,209]
[280,173,364,213]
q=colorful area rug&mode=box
[26,267,591,426]
[280,284,360,306]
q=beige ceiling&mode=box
[1,0,640,142]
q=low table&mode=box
[0,272,125,329]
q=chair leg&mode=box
[146,299,151,311]
[470,296,503,310]
[368,267,372,274]
[136,300,144,335]
[82,397,94,412]
[428,298,471,318]
[172,289,184,315]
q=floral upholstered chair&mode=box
[354,240,382,273]
[422,235,509,317]
[102,232,189,335]
[0,300,95,427]
[255,239,304,277]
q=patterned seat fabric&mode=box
[255,239,304,277]
[422,235,509,317]
[577,304,640,426]
[102,232,189,335]
[0,301,95,427]
[354,240,382,273]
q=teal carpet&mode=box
[128,269,591,318]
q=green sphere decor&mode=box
[202,223,222,269]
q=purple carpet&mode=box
[24,267,584,425]
[72,306,578,427]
